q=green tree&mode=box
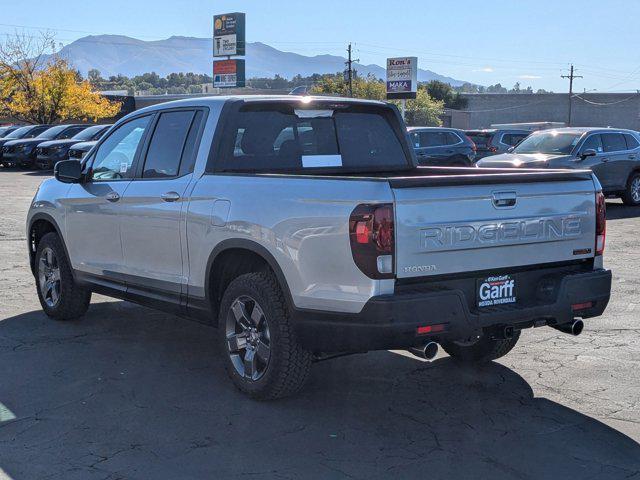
[311,73,443,126]
[424,80,468,109]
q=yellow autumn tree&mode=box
[0,32,121,124]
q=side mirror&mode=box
[579,149,597,160]
[54,159,83,184]
[507,146,515,153]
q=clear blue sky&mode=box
[4,0,640,92]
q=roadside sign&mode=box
[213,12,246,57]
[386,57,417,100]
[213,59,246,88]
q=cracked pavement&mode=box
[0,170,639,479]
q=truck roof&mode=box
[133,95,389,117]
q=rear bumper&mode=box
[292,268,611,353]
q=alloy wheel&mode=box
[38,247,61,308]
[225,295,271,381]
[631,177,640,203]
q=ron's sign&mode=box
[213,12,246,56]
[213,59,245,88]
[386,57,418,100]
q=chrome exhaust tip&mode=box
[552,319,584,336]
[408,341,439,361]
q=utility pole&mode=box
[345,43,359,97]
[561,64,583,126]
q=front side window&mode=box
[601,133,627,153]
[24,126,51,139]
[581,134,603,153]
[513,131,581,155]
[218,104,409,172]
[90,116,151,181]
[71,125,104,141]
[142,110,195,178]
[59,126,86,139]
[36,125,68,140]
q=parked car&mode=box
[408,127,476,166]
[465,129,530,158]
[67,140,98,161]
[36,125,111,170]
[28,96,611,399]
[476,127,640,206]
[0,125,53,167]
[4,124,89,169]
[0,125,21,138]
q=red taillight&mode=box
[595,191,606,256]
[572,301,594,311]
[465,135,477,152]
[349,203,394,279]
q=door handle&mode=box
[629,154,637,160]
[601,158,609,162]
[106,191,120,202]
[161,191,181,202]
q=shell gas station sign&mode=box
[213,12,246,88]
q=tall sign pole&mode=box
[213,12,246,89]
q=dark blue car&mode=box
[408,127,477,166]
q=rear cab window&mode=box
[213,101,411,173]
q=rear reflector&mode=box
[417,324,446,335]
[571,301,594,311]
[595,191,606,256]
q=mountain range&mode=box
[55,35,468,86]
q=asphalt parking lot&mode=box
[0,169,639,480]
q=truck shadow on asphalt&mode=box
[0,301,638,479]
[606,201,640,220]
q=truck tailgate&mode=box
[391,173,597,278]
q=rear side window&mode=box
[418,131,458,147]
[143,110,195,178]
[602,133,627,152]
[217,103,409,172]
[624,134,639,150]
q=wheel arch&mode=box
[205,239,295,325]
[27,213,70,276]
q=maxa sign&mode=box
[386,56,418,100]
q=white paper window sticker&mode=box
[302,155,342,168]
[120,163,128,174]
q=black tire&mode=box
[35,232,91,320]
[218,271,312,400]
[621,171,640,206]
[441,330,521,363]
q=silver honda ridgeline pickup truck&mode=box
[27,96,611,399]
